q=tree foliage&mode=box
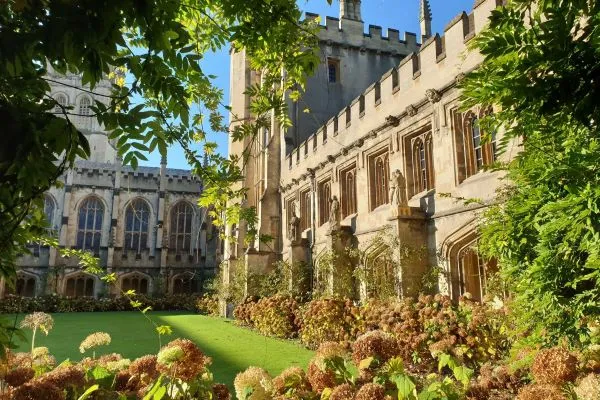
[461,0,600,345]
[0,0,320,279]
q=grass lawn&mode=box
[7,312,314,387]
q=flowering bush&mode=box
[233,296,259,327]
[0,337,228,399]
[250,295,300,339]
[298,298,362,349]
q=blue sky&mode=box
[141,0,473,169]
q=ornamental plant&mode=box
[298,298,362,349]
[250,295,300,339]
[19,312,53,354]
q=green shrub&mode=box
[0,294,200,314]
[250,295,300,339]
[196,294,220,316]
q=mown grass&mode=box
[8,311,314,386]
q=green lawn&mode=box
[8,312,314,386]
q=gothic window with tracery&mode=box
[454,110,497,183]
[124,199,150,253]
[76,197,104,253]
[341,165,357,217]
[65,274,95,297]
[122,275,149,295]
[79,96,91,116]
[406,130,435,196]
[54,94,67,114]
[300,189,311,232]
[9,274,36,297]
[369,150,389,210]
[169,202,193,253]
[318,180,331,226]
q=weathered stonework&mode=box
[1,73,221,299]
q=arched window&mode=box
[470,117,483,171]
[409,133,434,196]
[370,150,389,210]
[341,165,357,217]
[76,197,104,252]
[78,97,91,116]
[53,94,67,114]
[169,202,194,253]
[43,194,56,232]
[172,273,200,295]
[318,180,331,226]
[124,199,150,253]
[65,274,95,297]
[364,249,397,299]
[299,189,311,232]
[8,274,36,297]
[122,274,149,295]
[454,110,497,183]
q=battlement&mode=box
[303,12,419,55]
[287,0,502,173]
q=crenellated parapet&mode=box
[303,12,419,56]
[285,0,502,177]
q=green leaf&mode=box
[77,384,99,400]
[394,374,416,400]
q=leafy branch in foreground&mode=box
[0,0,321,282]
[461,0,600,346]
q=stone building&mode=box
[226,0,512,302]
[1,70,220,298]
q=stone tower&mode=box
[420,0,433,40]
[340,0,362,21]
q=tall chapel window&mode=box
[76,197,104,253]
[341,165,357,217]
[124,199,150,253]
[369,150,389,210]
[318,180,331,226]
[406,130,435,197]
[53,94,67,114]
[169,202,194,253]
[454,110,497,183]
[79,96,91,116]
[44,194,56,233]
[299,189,311,232]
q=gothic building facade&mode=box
[226,0,510,302]
[1,71,221,298]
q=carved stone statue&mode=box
[329,195,341,231]
[288,201,300,242]
[389,169,408,207]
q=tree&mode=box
[0,0,320,280]
[461,0,600,345]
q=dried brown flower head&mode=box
[531,347,578,384]
[307,361,336,394]
[12,380,63,400]
[4,367,34,387]
[39,365,85,390]
[516,383,567,400]
[79,332,111,354]
[19,313,54,335]
[355,382,386,400]
[574,373,600,400]
[156,339,208,382]
[330,383,356,400]
[234,366,272,400]
[352,330,398,369]
[128,354,159,382]
[212,383,231,400]
[272,366,310,395]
